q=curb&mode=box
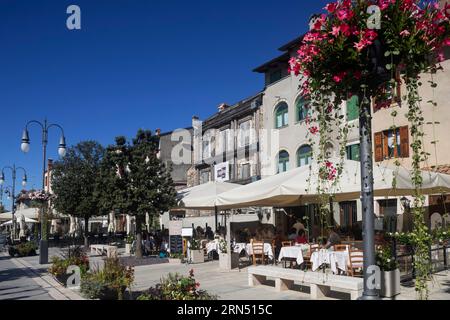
[1,252,85,300]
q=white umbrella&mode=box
[176,181,242,210]
[107,212,116,233]
[19,215,26,238]
[216,159,450,209]
[0,216,38,227]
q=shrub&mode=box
[48,246,89,285]
[376,245,399,272]
[8,242,37,257]
[136,269,217,300]
[80,257,134,300]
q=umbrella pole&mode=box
[215,206,218,232]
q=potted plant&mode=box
[125,234,134,255]
[168,253,184,264]
[376,245,400,298]
[218,239,239,270]
[189,239,204,264]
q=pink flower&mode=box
[337,9,353,21]
[443,38,450,46]
[325,160,333,168]
[400,29,410,37]
[340,24,351,36]
[333,71,347,83]
[331,25,341,36]
[324,3,337,13]
[309,126,319,135]
[437,50,445,62]
[354,70,362,80]
[354,40,368,51]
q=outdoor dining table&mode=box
[278,244,310,265]
[311,249,349,274]
[233,242,274,260]
[206,239,221,254]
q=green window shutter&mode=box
[347,96,359,121]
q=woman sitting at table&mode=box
[295,229,308,244]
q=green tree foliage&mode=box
[96,129,176,258]
[51,141,106,248]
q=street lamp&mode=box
[21,119,67,264]
[0,165,27,240]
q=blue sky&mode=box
[0,0,328,209]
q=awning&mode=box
[176,181,242,210]
[0,208,40,221]
[215,159,450,209]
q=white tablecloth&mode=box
[234,242,274,259]
[311,250,349,274]
[278,245,309,265]
[206,240,220,254]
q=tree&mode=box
[97,129,177,258]
[51,141,106,248]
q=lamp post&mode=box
[21,119,66,264]
[0,165,27,240]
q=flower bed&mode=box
[80,257,134,300]
[8,242,37,257]
[136,269,216,300]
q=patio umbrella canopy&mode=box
[176,181,242,210]
[0,216,38,227]
[216,159,450,209]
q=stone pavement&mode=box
[131,260,450,300]
[2,246,449,300]
[0,248,84,300]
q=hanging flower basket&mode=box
[289,0,450,300]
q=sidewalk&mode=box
[0,248,84,300]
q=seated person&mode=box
[287,228,297,241]
[295,229,308,244]
[322,227,341,249]
[204,227,214,240]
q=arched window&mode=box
[277,150,290,173]
[296,96,311,122]
[274,102,289,128]
[297,145,312,167]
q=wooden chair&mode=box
[251,240,266,265]
[334,244,348,252]
[304,244,320,269]
[282,241,293,247]
[348,250,364,277]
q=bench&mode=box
[90,244,118,258]
[248,265,363,300]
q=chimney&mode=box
[218,103,230,112]
[155,128,161,136]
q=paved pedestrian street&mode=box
[0,254,53,300]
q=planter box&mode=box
[380,269,401,298]
[190,249,205,264]
[219,252,239,270]
[168,258,182,264]
[125,243,132,255]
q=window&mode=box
[374,73,401,111]
[240,163,251,180]
[274,102,289,128]
[297,145,312,167]
[296,97,311,122]
[277,150,290,173]
[378,199,397,217]
[339,201,357,227]
[346,95,359,121]
[269,69,282,84]
[238,120,251,147]
[219,129,227,153]
[346,143,360,161]
[374,126,409,161]
[200,171,210,184]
